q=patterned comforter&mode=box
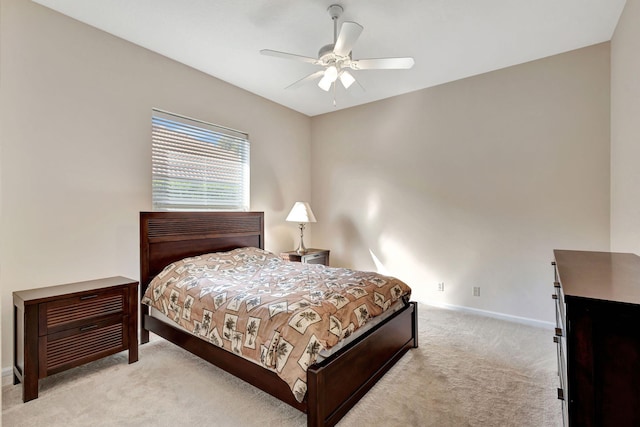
[141,247,412,402]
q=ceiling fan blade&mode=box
[333,21,363,57]
[285,70,325,89]
[260,49,319,64]
[350,57,415,70]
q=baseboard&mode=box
[424,301,555,330]
[2,367,13,386]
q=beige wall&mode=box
[0,0,311,369]
[310,43,611,323]
[611,0,640,254]
[0,0,622,373]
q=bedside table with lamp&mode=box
[280,201,330,266]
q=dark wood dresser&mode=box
[280,248,330,266]
[13,276,138,402]
[553,250,640,426]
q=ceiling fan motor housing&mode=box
[318,44,336,64]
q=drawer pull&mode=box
[553,281,560,288]
[551,261,556,266]
[80,294,99,300]
[553,336,559,344]
[557,388,564,400]
[555,327,563,337]
[79,324,99,332]
[552,294,558,300]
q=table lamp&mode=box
[286,202,317,254]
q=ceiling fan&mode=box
[260,4,415,93]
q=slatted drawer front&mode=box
[45,321,125,373]
[45,290,125,332]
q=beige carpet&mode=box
[2,305,562,426]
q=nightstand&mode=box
[280,249,330,266]
[13,276,138,402]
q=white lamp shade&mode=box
[286,202,317,223]
[325,65,338,82]
[318,66,338,91]
[318,74,332,91]
[339,70,355,89]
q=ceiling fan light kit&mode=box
[260,3,414,96]
[339,69,355,89]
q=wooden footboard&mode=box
[307,302,418,427]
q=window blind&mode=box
[152,109,250,211]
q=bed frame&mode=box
[140,211,418,427]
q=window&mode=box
[151,109,249,211]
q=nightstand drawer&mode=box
[41,288,127,335]
[304,252,326,264]
[41,314,127,375]
[280,249,330,266]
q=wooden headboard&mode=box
[139,211,264,292]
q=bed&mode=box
[140,211,418,427]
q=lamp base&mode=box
[295,223,308,254]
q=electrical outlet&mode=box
[473,286,480,297]
[437,282,445,292]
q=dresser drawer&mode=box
[40,314,127,376]
[555,337,568,427]
[553,293,566,337]
[554,335,567,392]
[39,287,127,335]
[553,283,566,329]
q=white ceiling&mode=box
[34,0,626,117]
